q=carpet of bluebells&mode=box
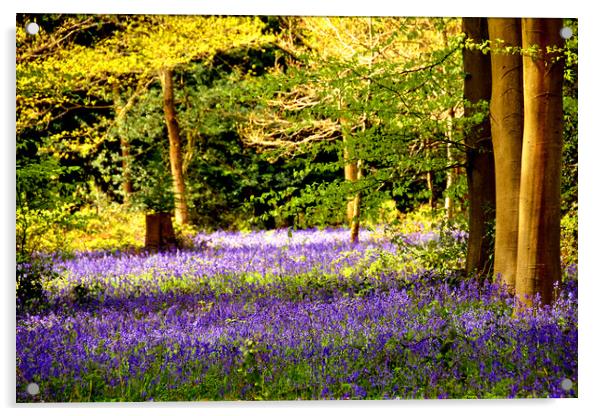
[16,228,578,402]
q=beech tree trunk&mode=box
[112,83,133,203]
[343,138,361,244]
[488,18,524,291]
[159,68,189,225]
[462,18,497,277]
[515,18,564,308]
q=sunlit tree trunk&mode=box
[444,144,454,219]
[444,108,456,220]
[344,17,376,244]
[488,18,523,291]
[160,68,190,225]
[442,30,455,220]
[111,83,133,204]
[462,17,496,277]
[340,95,361,244]
[515,18,564,308]
[426,166,436,209]
[344,145,361,244]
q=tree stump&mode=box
[145,213,177,252]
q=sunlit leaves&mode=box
[238,17,466,222]
[17,15,273,143]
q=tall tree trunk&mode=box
[159,68,189,225]
[111,83,133,203]
[515,18,564,308]
[462,18,496,277]
[488,18,524,291]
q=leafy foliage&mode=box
[236,18,471,228]
[16,254,56,315]
[16,15,577,236]
[561,19,578,219]
[388,207,469,275]
[560,212,578,269]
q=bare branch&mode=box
[240,112,341,159]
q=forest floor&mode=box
[16,228,577,402]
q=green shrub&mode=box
[560,211,578,268]
[388,208,468,275]
[69,205,145,253]
[16,253,56,314]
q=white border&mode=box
[4,1,600,416]
[10,0,585,17]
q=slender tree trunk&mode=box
[442,31,455,220]
[426,168,436,209]
[112,83,133,203]
[344,17,374,244]
[515,18,564,308]
[462,18,497,277]
[159,68,189,225]
[423,135,436,209]
[444,145,454,219]
[350,160,362,243]
[347,158,361,244]
[339,93,361,244]
[488,18,524,291]
[343,135,361,244]
[444,108,456,220]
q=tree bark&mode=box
[145,213,177,252]
[515,18,564,308]
[339,93,362,244]
[488,18,524,291]
[343,137,361,244]
[462,18,497,277]
[112,83,133,203]
[159,68,189,225]
[426,168,436,209]
[444,108,456,220]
